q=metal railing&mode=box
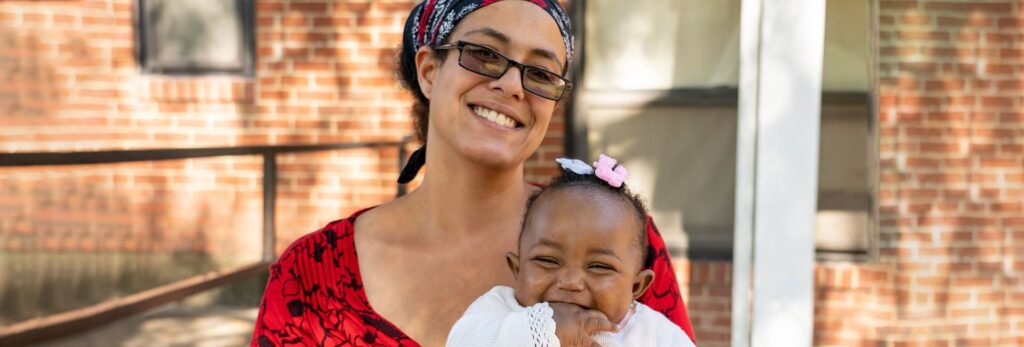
[0,139,412,345]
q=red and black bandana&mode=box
[403,0,574,64]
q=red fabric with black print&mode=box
[251,208,696,346]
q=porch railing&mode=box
[0,139,412,345]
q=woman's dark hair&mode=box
[521,165,650,263]
[397,35,450,144]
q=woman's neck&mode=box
[405,148,532,243]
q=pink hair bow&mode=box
[593,154,629,188]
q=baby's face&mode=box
[510,188,648,323]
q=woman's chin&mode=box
[471,153,525,171]
[467,149,530,171]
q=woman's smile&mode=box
[471,105,521,129]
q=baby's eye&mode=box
[588,263,617,273]
[532,257,560,268]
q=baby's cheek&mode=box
[593,278,636,321]
[516,274,549,306]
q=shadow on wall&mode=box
[0,28,62,139]
[0,161,267,325]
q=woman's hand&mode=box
[548,302,617,347]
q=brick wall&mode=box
[873,0,1023,345]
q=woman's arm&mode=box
[637,216,697,343]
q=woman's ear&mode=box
[631,269,655,300]
[415,46,439,100]
[506,252,521,279]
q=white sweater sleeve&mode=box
[447,286,560,347]
[592,303,696,347]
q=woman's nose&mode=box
[490,65,525,100]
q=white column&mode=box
[732,0,826,346]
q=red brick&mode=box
[899,62,939,73]
[980,159,1021,168]
[289,2,328,12]
[374,2,414,12]
[938,16,993,27]
[899,30,951,42]
[256,2,285,11]
[921,142,961,153]
[924,79,964,91]
[924,2,1012,12]
[356,16,394,27]
[333,2,372,12]
[983,64,1016,75]
[921,112,963,122]
[881,1,918,10]
[900,14,931,25]
[281,15,308,26]
[312,16,353,27]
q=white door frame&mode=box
[732,0,826,346]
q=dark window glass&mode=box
[137,0,254,75]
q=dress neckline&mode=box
[345,206,421,346]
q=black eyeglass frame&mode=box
[434,40,573,101]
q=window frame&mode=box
[567,0,879,262]
[134,0,256,76]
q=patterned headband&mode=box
[403,0,575,65]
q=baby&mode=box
[447,155,695,347]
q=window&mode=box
[136,0,254,75]
[573,0,874,259]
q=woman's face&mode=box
[419,1,567,170]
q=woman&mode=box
[251,1,694,346]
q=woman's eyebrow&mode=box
[464,27,510,44]
[463,27,563,67]
[529,48,561,69]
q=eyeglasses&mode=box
[434,41,572,101]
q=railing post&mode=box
[262,153,277,262]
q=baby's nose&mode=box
[555,268,585,291]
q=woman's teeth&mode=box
[473,106,517,129]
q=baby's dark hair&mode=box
[521,164,650,264]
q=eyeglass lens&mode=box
[458,44,567,100]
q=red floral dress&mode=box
[251,208,696,346]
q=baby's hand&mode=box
[548,302,617,347]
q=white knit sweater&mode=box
[446,286,696,347]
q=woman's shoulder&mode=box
[273,207,374,269]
